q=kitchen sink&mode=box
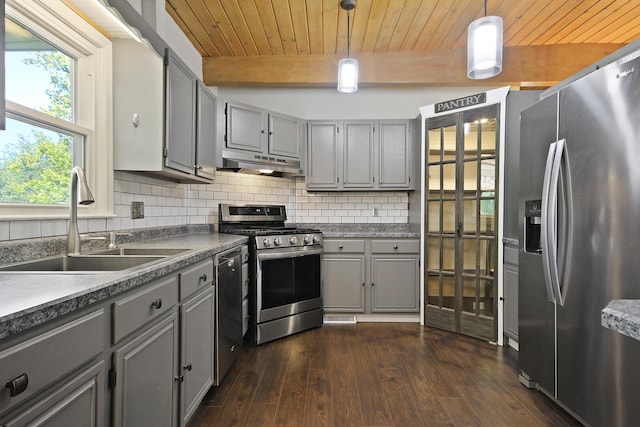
[0,255,166,273]
[94,248,191,256]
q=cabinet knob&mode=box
[5,373,28,397]
[261,130,265,134]
[338,244,344,249]
[393,245,398,250]
[183,363,193,372]
[200,274,208,282]
[174,375,184,382]
[151,299,163,310]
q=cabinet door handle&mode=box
[183,363,193,372]
[151,299,163,310]
[5,373,28,397]
[200,274,208,282]
[371,283,375,287]
[362,283,365,287]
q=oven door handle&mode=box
[256,247,323,261]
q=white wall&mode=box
[217,87,496,120]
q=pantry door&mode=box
[425,104,499,342]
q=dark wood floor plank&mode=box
[243,402,277,426]
[252,340,291,404]
[304,367,333,427]
[329,337,364,427]
[272,336,311,427]
[187,324,583,427]
[351,332,396,425]
[437,396,482,426]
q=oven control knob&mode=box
[312,235,321,244]
[303,235,311,244]
[289,236,298,245]
[273,237,282,246]
[262,238,272,247]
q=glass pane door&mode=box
[424,105,499,341]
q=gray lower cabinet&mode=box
[503,245,519,342]
[0,251,233,427]
[323,253,366,312]
[323,238,419,314]
[0,310,106,427]
[1,361,104,427]
[112,313,179,427]
[179,287,214,427]
[371,256,419,312]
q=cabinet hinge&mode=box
[108,368,117,389]
[336,127,339,133]
[163,147,168,158]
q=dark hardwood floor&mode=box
[188,323,581,427]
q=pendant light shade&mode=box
[338,0,358,93]
[338,57,358,93]
[467,14,503,79]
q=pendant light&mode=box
[467,0,503,79]
[337,0,358,93]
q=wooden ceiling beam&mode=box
[202,43,624,88]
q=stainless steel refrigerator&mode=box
[518,50,640,426]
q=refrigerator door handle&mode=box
[541,141,558,303]
[548,139,565,306]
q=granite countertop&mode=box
[0,232,248,340]
[601,299,640,341]
[310,223,420,239]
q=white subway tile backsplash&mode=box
[1,169,409,242]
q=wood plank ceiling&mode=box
[165,0,640,88]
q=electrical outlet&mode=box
[131,201,144,219]
[372,206,379,217]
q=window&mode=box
[0,0,113,218]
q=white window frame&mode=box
[1,0,113,219]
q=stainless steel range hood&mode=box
[220,149,302,175]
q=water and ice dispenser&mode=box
[524,200,542,254]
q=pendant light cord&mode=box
[484,0,487,16]
[347,10,352,57]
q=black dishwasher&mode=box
[214,247,242,385]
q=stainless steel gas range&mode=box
[218,204,323,345]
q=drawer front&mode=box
[371,239,420,254]
[112,276,178,344]
[324,239,365,253]
[179,259,214,300]
[0,310,104,414]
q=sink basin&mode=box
[94,248,191,256]
[0,255,166,273]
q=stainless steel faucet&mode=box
[67,166,95,256]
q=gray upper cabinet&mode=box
[165,49,197,175]
[222,101,303,162]
[195,81,217,180]
[112,40,215,183]
[307,120,414,191]
[225,103,265,153]
[268,113,300,158]
[307,122,340,189]
[343,121,375,188]
[378,120,412,189]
